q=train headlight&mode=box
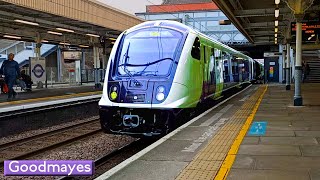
[157,86,165,93]
[110,85,118,100]
[156,93,165,101]
[110,91,118,100]
[156,86,166,101]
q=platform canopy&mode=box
[0,0,144,47]
[212,0,320,45]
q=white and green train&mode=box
[99,20,263,137]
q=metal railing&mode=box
[0,41,33,55]
[81,69,105,83]
[19,67,106,87]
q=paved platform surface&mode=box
[97,84,263,180]
[227,83,320,180]
[0,84,102,108]
[97,83,320,180]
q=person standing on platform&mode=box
[0,53,20,100]
[302,61,310,83]
[306,62,310,81]
[20,70,32,91]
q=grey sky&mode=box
[97,0,163,14]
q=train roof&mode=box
[126,20,253,61]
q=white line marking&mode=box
[182,142,202,152]
[219,104,234,113]
[200,113,223,127]
[183,118,229,152]
[95,84,252,180]
[244,88,253,95]
[200,104,233,126]
[239,94,250,102]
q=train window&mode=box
[223,52,230,82]
[209,48,215,85]
[191,37,200,60]
[203,46,207,63]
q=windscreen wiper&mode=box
[121,43,141,86]
[119,57,173,67]
[120,57,174,76]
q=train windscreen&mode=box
[116,27,183,77]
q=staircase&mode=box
[0,39,16,51]
[306,59,320,83]
[0,40,57,68]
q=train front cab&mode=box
[99,22,194,137]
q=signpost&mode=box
[30,57,46,88]
[263,52,282,57]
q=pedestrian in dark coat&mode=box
[0,53,20,100]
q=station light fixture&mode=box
[79,45,89,48]
[275,8,280,18]
[275,27,278,33]
[111,41,115,44]
[59,42,71,46]
[275,0,280,5]
[3,35,21,39]
[275,38,278,41]
[56,27,75,33]
[14,19,39,26]
[108,37,117,41]
[47,31,62,36]
[41,40,49,43]
[275,20,279,27]
[275,33,278,37]
[308,34,316,41]
[86,33,100,38]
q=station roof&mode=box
[213,0,320,45]
[147,3,219,13]
[0,0,144,47]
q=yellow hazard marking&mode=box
[214,85,268,180]
[175,85,267,180]
[0,91,102,107]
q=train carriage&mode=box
[99,20,261,137]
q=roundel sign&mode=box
[32,64,45,78]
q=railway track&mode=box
[0,118,102,165]
[55,85,251,179]
[58,138,154,180]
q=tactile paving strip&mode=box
[175,86,266,180]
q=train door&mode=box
[202,45,212,98]
[200,44,208,100]
[208,48,216,96]
[199,43,205,101]
[214,48,223,98]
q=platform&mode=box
[96,83,320,180]
[0,84,102,110]
[227,83,320,180]
[0,84,103,137]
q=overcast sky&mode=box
[97,0,163,14]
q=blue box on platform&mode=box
[248,121,267,135]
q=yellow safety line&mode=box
[214,85,268,180]
[0,91,102,106]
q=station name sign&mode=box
[291,22,320,42]
[264,52,282,57]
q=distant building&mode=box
[136,1,248,45]
[162,0,212,4]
